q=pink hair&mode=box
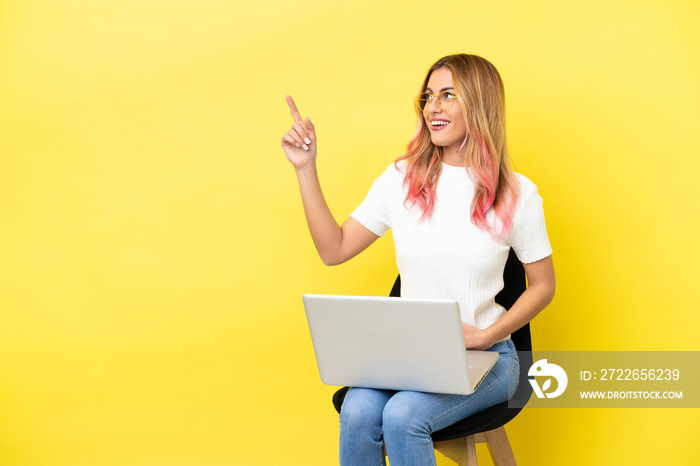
[396,54,518,238]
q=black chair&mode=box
[332,249,532,465]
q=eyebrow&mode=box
[425,86,455,93]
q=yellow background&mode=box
[1,0,698,464]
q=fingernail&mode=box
[302,144,309,151]
[296,143,300,148]
[304,138,311,144]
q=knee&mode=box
[339,389,384,436]
[339,404,374,436]
[382,396,428,440]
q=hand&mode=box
[462,322,490,350]
[281,95,317,170]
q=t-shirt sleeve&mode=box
[349,168,392,237]
[507,176,553,264]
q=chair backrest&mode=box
[497,249,533,408]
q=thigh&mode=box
[475,339,520,401]
[383,339,519,433]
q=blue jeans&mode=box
[338,339,519,466]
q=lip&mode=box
[429,118,450,132]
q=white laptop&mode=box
[303,294,499,395]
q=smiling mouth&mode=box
[430,120,450,130]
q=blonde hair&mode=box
[396,54,518,237]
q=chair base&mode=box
[434,426,516,466]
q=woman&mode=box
[281,53,555,466]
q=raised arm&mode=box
[281,95,379,266]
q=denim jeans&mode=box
[338,339,519,466]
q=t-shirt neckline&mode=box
[439,162,475,186]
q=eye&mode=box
[441,91,456,101]
[417,93,434,110]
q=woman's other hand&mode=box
[462,322,490,350]
[281,95,317,170]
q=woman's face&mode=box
[423,67,467,156]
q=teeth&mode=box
[431,121,449,126]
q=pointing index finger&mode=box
[285,95,304,123]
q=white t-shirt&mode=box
[350,161,553,336]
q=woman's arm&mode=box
[462,255,555,350]
[281,96,379,266]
